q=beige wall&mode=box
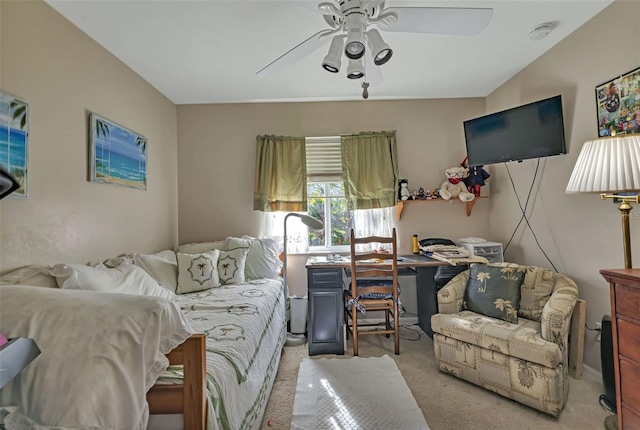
[486,0,640,372]
[0,1,179,272]
[3,0,633,373]
[177,99,492,298]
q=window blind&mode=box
[305,136,342,182]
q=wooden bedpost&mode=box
[147,333,207,429]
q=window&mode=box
[308,181,351,250]
[306,137,350,250]
[257,135,398,252]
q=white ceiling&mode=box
[45,0,613,104]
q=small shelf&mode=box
[396,196,488,220]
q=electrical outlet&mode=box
[595,321,602,330]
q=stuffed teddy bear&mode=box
[398,179,413,201]
[439,166,475,202]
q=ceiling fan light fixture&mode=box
[346,57,364,79]
[345,38,365,59]
[365,28,392,66]
[344,14,365,59]
[322,35,344,73]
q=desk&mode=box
[305,255,452,355]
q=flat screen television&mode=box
[463,95,566,167]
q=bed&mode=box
[148,277,287,430]
[0,235,287,430]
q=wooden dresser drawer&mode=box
[621,405,640,430]
[616,284,640,321]
[618,319,640,364]
[620,359,640,409]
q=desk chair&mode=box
[345,228,400,356]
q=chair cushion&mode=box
[519,265,557,322]
[431,310,563,368]
[464,264,525,324]
[345,279,401,313]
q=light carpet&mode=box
[291,354,430,430]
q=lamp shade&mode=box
[565,136,640,193]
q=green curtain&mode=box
[341,131,398,210]
[254,135,307,212]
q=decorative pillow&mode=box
[176,240,226,254]
[176,250,221,294]
[51,263,175,301]
[225,236,283,280]
[464,263,525,324]
[217,247,249,285]
[0,265,58,288]
[134,250,178,292]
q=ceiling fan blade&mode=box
[257,29,336,76]
[318,2,340,16]
[380,7,493,36]
[364,0,386,18]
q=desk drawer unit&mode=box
[601,269,640,430]
[307,268,344,356]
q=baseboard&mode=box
[582,363,602,382]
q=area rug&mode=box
[291,354,430,430]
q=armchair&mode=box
[431,262,581,417]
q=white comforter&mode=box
[0,285,194,430]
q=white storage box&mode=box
[289,296,308,334]
[459,241,504,263]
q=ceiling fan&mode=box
[256,0,493,98]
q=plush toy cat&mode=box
[398,179,413,200]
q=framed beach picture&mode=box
[0,92,29,198]
[89,113,147,189]
[595,66,640,137]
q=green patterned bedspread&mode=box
[156,278,287,430]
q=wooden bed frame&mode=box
[147,333,207,430]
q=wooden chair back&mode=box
[345,228,400,355]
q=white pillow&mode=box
[226,236,283,280]
[176,250,221,294]
[0,265,58,288]
[217,247,249,285]
[176,240,226,254]
[134,251,178,292]
[51,263,175,301]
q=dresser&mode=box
[601,269,640,430]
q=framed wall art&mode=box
[0,91,29,198]
[89,113,147,190]
[595,66,640,137]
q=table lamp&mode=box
[283,213,324,346]
[565,135,640,268]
